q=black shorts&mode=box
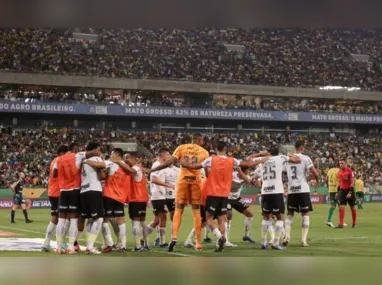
[200,205,207,224]
[287,193,313,213]
[165,198,175,212]
[227,197,249,213]
[129,202,147,219]
[261,193,285,215]
[80,191,104,219]
[104,197,125,218]
[151,200,167,216]
[13,193,25,206]
[339,189,356,207]
[49,197,59,217]
[59,189,81,213]
[205,196,228,217]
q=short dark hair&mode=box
[295,140,304,149]
[216,141,227,152]
[86,142,100,151]
[193,133,203,140]
[69,142,78,152]
[269,146,279,156]
[127,152,137,158]
[57,145,68,155]
[159,148,169,155]
[112,148,124,158]
[240,166,249,172]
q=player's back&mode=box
[57,153,81,190]
[81,156,103,193]
[285,153,312,193]
[327,167,339,192]
[48,157,60,197]
[261,155,288,194]
[104,160,130,203]
[207,156,235,197]
[173,143,209,184]
[355,179,363,192]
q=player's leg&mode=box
[300,193,313,246]
[283,194,296,246]
[56,191,70,254]
[66,190,81,254]
[326,193,337,227]
[21,199,32,223]
[157,201,168,247]
[101,198,115,253]
[42,197,59,251]
[137,202,150,250]
[242,208,255,242]
[260,195,272,249]
[349,192,357,228]
[10,203,17,223]
[185,205,206,248]
[114,199,127,252]
[359,192,365,209]
[336,190,347,229]
[225,207,234,246]
[205,196,223,251]
[74,214,86,252]
[271,194,286,250]
[147,200,161,242]
[168,183,188,251]
[85,191,104,254]
[190,184,203,249]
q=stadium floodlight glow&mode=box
[319,86,361,91]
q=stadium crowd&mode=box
[0,28,381,90]
[2,89,382,114]
[1,126,381,188]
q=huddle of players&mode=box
[42,142,154,254]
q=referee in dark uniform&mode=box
[335,160,356,229]
[10,172,33,224]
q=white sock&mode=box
[68,219,78,250]
[204,227,210,239]
[285,215,293,242]
[133,221,142,249]
[140,221,149,247]
[44,222,57,246]
[273,220,284,246]
[64,219,70,235]
[102,223,114,247]
[261,220,269,245]
[147,223,155,235]
[301,216,310,243]
[86,219,93,234]
[244,217,253,237]
[156,226,160,239]
[87,218,103,249]
[225,220,231,240]
[212,228,222,239]
[56,218,66,250]
[119,223,127,248]
[186,228,195,242]
[110,218,120,243]
[159,227,166,245]
[268,220,275,243]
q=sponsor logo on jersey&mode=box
[263,185,275,192]
[290,185,301,192]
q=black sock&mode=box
[11,210,15,222]
[74,241,78,246]
[23,210,29,221]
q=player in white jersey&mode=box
[147,148,175,247]
[163,164,180,220]
[259,147,301,250]
[283,141,319,247]
[225,166,256,247]
[78,142,106,254]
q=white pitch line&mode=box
[0,225,195,257]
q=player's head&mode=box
[86,142,101,154]
[240,166,250,175]
[125,152,137,167]
[158,147,170,162]
[69,142,80,153]
[57,145,69,156]
[209,149,217,157]
[111,148,124,159]
[269,146,279,156]
[339,159,347,170]
[216,141,227,154]
[192,133,204,146]
[294,140,304,153]
[181,135,192,144]
[19,172,25,180]
[357,175,362,180]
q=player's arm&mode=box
[309,166,320,188]
[287,153,301,164]
[85,149,101,159]
[149,156,178,173]
[151,174,175,189]
[240,155,270,168]
[10,182,17,193]
[83,159,107,169]
[237,168,251,184]
[246,151,269,161]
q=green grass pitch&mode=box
[0,204,381,257]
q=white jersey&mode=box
[261,155,289,195]
[150,161,166,201]
[228,171,246,200]
[285,153,313,194]
[163,166,179,199]
[81,156,103,193]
